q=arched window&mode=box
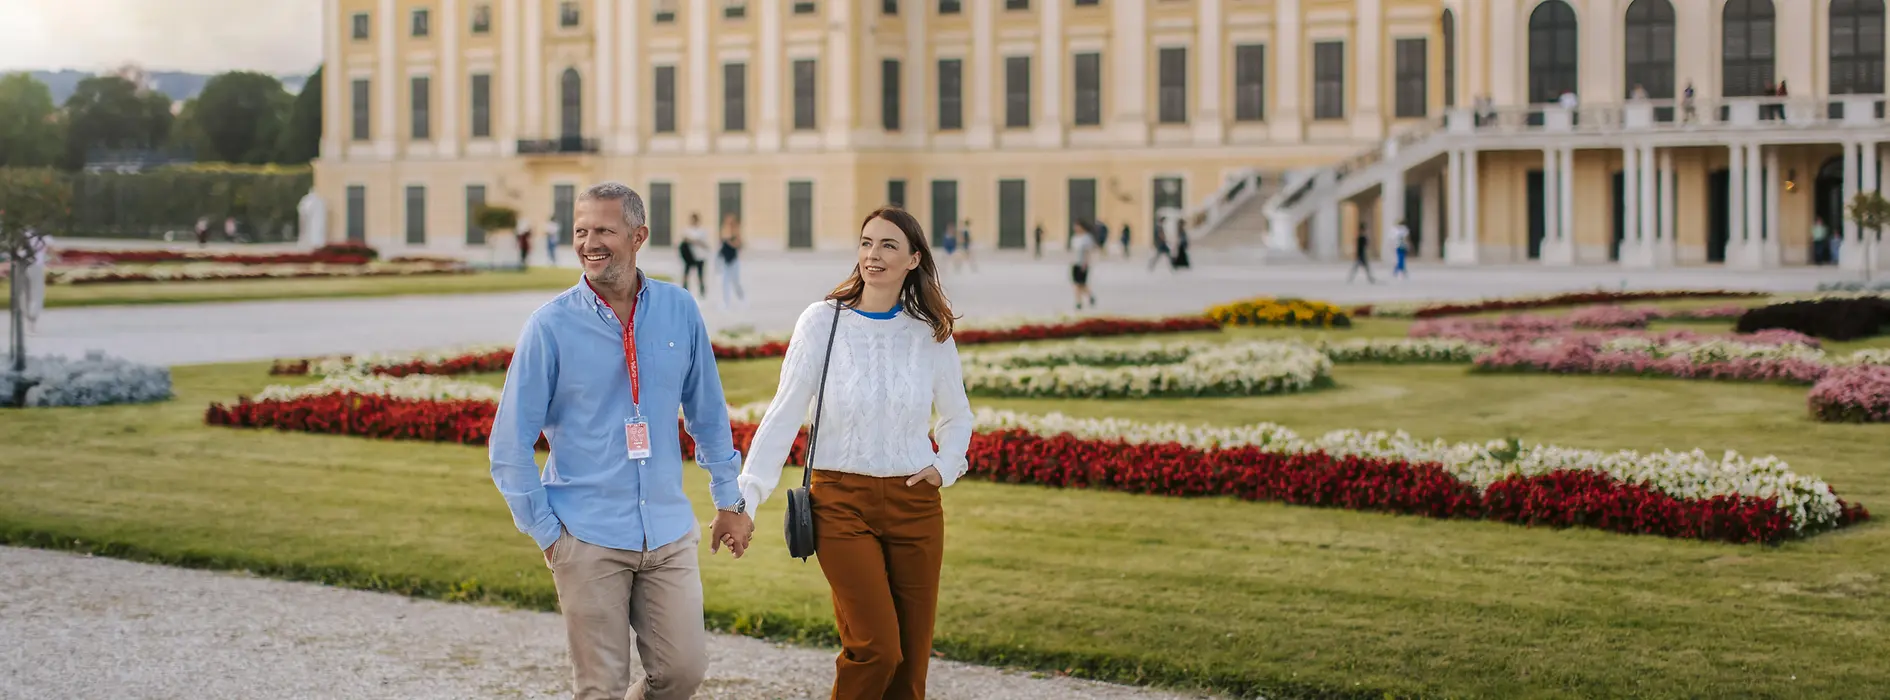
[1830,0,1886,97]
[1721,0,1775,97]
[560,68,583,139]
[1528,0,1579,105]
[1442,9,1457,108]
[1623,0,1675,100]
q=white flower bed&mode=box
[1597,337,1830,363]
[256,374,501,403]
[1839,348,1890,367]
[960,340,1332,398]
[1317,338,1490,363]
[302,344,512,377]
[0,351,172,408]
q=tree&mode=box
[0,73,62,168]
[278,66,323,164]
[1,169,72,379]
[60,75,173,169]
[1847,191,1890,282]
[182,71,292,165]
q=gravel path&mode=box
[0,547,1212,700]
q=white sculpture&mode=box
[297,191,328,249]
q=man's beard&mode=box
[593,257,632,287]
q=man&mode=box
[1119,222,1132,258]
[1347,222,1376,284]
[1071,221,1098,310]
[1032,222,1044,258]
[678,212,708,296]
[545,218,561,265]
[1391,219,1411,280]
[516,223,534,270]
[958,218,978,272]
[490,182,754,700]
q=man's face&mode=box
[573,198,647,287]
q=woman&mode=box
[1170,217,1192,270]
[717,213,746,310]
[679,212,709,296]
[739,206,974,700]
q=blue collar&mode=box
[852,302,903,320]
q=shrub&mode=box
[0,351,172,408]
[313,242,380,261]
[1735,298,1890,341]
[1206,298,1351,328]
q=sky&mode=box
[0,0,322,74]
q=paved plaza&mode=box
[10,251,1865,366]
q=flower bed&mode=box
[1354,290,1765,319]
[1808,366,1890,423]
[959,340,1333,398]
[55,246,376,266]
[1205,298,1351,328]
[270,345,514,378]
[50,261,469,285]
[1411,318,1820,349]
[1474,337,1836,385]
[205,376,1868,542]
[1317,338,1490,364]
[1734,297,1890,342]
[0,351,173,408]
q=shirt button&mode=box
[668,341,675,347]
[640,500,646,505]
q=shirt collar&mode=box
[580,269,648,311]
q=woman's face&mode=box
[858,217,921,290]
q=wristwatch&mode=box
[721,498,746,516]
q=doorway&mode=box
[1526,170,1546,259]
[1610,171,1625,261]
[1707,169,1730,263]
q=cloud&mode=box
[0,0,322,74]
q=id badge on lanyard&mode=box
[593,280,654,461]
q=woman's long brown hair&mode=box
[827,206,957,343]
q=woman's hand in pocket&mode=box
[905,467,942,488]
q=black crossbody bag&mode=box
[784,301,844,561]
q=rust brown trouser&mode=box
[811,470,946,700]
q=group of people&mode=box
[490,182,972,700]
[1065,217,1191,311]
[1347,218,1412,285]
[675,212,748,310]
[514,219,564,267]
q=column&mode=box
[1639,146,1658,263]
[1542,149,1559,261]
[1192,0,1224,145]
[1622,146,1641,263]
[593,0,614,150]
[969,0,996,149]
[1113,0,1149,144]
[1352,0,1383,140]
[1420,173,1442,260]
[523,0,543,138]
[614,0,640,154]
[1727,143,1747,263]
[1743,144,1765,266]
[1036,0,1067,147]
[903,0,927,149]
[758,0,783,151]
[1378,174,1404,260]
[1865,142,1883,270]
[439,0,460,157]
[376,0,397,157]
[1841,142,1860,268]
[1445,150,1464,249]
[1270,0,1301,141]
[824,0,854,147]
[321,0,342,160]
[1658,150,1676,265]
[1312,176,1341,260]
[1557,147,1575,261]
[1490,0,1519,106]
[685,0,710,152]
[1457,149,1480,264]
[1764,147,1782,266]
[500,0,521,155]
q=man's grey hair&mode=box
[577,181,646,230]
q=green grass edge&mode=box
[0,524,1405,700]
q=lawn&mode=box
[1,266,581,308]
[3,315,1889,698]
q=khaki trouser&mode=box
[812,470,947,700]
[547,523,708,700]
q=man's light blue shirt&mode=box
[490,273,742,552]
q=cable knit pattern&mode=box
[739,301,976,512]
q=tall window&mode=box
[1157,47,1187,124]
[938,58,963,130]
[1527,0,1580,104]
[883,0,898,15]
[792,1,816,15]
[940,0,961,14]
[411,8,430,37]
[472,4,492,33]
[1830,0,1886,98]
[1624,0,1676,107]
[471,74,492,138]
[405,186,427,245]
[465,185,487,245]
[1441,10,1456,107]
[723,62,747,132]
[930,180,958,246]
[346,186,366,242]
[1006,0,1029,9]
[1393,38,1428,118]
[887,179,907,207]
[1073,52,1102,126]
[560,68,582,138]
[882,59,902,130]
[717,182,743,230]
[1005,55,1031,128]
[352,12,370,39]
[725,0,748,19]
[788,181,815,249]
[648,182,673,246]
[559,1,580,27]
[655,0,677,22]
[410,76,431,139]
[793,59,817,130]
[1233,44,1265,121]
[654,66,677,133]
[1721,0,1774,97]
[351,79,371,140]
[1313,41,1345,120]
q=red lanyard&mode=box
[586,278,641,412]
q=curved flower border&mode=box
[959,340,1333,398]
[49,261,469,286]
[1355,290,1765,319]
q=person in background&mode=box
[1813,217,1831,265]
[1347,222,1377,284]
[1032,222,1044,259]
[1774,80,1789,120]
[738,206,973,700]
[194,217,211,248]
[545,218,561,265]
[717,213,746,310]
[1119,222,1132,258]
[516,223,533,270]
[1093,220,1110,255]
[938,221,959,271]
[1391,219,1411,280]
[1147,218,1172,271]
[1071,222,1098,310]
[1682,81,1697,123]
[223,216,242,243]
[679,212,709,296]
[957,218,977,273]
[1169,218,1192,271]
[1631,83,1650,101]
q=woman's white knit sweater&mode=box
[737,300,976,511]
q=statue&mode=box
[297,191,328,250]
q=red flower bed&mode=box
[57,249,376,266]
[1354,290,1765,319]
[269,349,515,377]
[62,266,469,286]
[207,393,1868,543]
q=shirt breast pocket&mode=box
[639,337,690,395]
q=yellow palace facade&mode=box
[314,0,1890,269]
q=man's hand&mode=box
[710,509,755,559]
[906,466,943,488]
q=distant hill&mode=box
[19,69,310,104]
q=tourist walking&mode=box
[739,205,974,700]
[1391,219,1411,279]
[957,219,977,273]
[1147,219,1172,271]
[20,229,51,334]
[223,216,244,243]
[194,217,211,247]
[1813,217,1832,265]
[938,222,959,271]
[488,182,754,700]
[1119,223,1132,258]
[717,213,747,310]
[679,212,709,296]
[545,218,561,265]
[1347,223,1377,284]
[515,224,533,269]
[1071,222,1099,309]
[1032,222,1044,259]
[1169,218,1192,271]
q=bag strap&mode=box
[801,301,845,489]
